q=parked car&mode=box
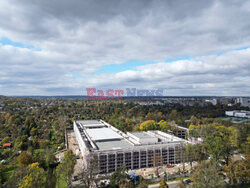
[184,179,192,184]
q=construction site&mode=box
[73,120,192,174]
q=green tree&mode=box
[56,150,76,187]
[18,162,46,188]
[17,151,33,167]
[205,136,226,163]
[185,144,194,168]
[146,112,153,120]
[30,127,38,136]
[80,156,99,188]
[0,164,4,186]
[228,126,240,148]
[159,120,170,132]
[6,166,29,187]
[115,117,128,132]
[168,110,178,121]
[109,166,133,188]
[190,115,199,125]
[224,155,250,185]
[198,124,236,164]
[140,120,157,131]
[0,136,10,145]
[14,136,24,151]
[191,161,225,188]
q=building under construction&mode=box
[74,120,191,174]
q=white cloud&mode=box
[84,48,250,96]
[0,0,249,95]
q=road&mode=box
[67,130,83,176]
[67,130,86,187]
[148,180,181,188]
[149,180,192,188]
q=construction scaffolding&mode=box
[73,120,191,174]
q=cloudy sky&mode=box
[0,0,250,96]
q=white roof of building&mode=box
[130,132,154,139]
[128,131,159,144]
[96,139,134,151]
[77,120,106,128]
[85,128,123,141]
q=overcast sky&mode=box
[0,0,250,96]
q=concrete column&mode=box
[174,146,176,164]
[131,151,134,170]
[115,153,117,171]
[139,150,141,169]
[160,148,163,166]
[106,154,108,173]
[167,147,169,164]
[123,152,125,166]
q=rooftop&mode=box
[77,120,101,125]
[74,120,190,152]
[95,139,134,151]
[85,128,123,141]
[3,143,11,147]
[78,120,105,128]
[130,132,154,139]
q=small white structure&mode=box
[205,99,217,105]
[127,132,158,144]
[225,111,235,116]
[225,110,250,119]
